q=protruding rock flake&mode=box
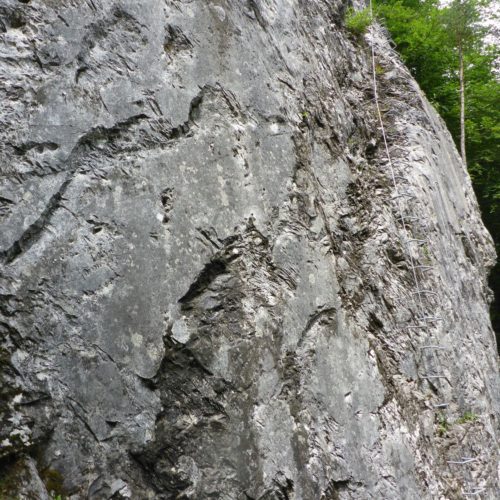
[0,1,497,498]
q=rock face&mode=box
[0,0,498,498]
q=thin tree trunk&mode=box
[459,44,466,164]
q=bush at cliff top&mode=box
[345,7,373,35]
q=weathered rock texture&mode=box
[0,0,498,498]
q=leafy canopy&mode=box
[375,0,500,336]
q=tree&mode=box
[443,0,483,163]
[376,0,500,342]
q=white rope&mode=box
[368,0,424,316]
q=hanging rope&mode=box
[367,1,425,316]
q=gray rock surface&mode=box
[0,0,498,498]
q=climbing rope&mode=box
[367,1,425,317]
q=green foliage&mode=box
[437,411,478,435]
[375,63,386,76]
[456,411,479,424]
[0,459,25,499]
[421,244,432,263]
[39,467,65,499]
[437,413,449,436]
[375,0,454,99]
[442,0,483,50]
[377,0,500,342]
[345,7,373,36]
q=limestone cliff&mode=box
[0,0,498,498]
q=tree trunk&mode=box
[459,43,466,164]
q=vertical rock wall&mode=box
[0,0,498,498]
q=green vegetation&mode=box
[437,412,450,436]
[456,411,479,424]
[436,411,478,435]
[0,458,26,498]
[345,7,373,36]
[374,0,500,342]
[375,63,386,76]
[422,244,432,263]
[40,467,65,498]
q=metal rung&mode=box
[463,488,485,496]
[447,457,478,465]
[397,215,426,222]
[393,192,415,200]
[420,345,450,350]
[415,265,433,271]
[433,403,448,408]
[406,319,442,329]
[416,316,443,323]
[412,290,438,297]
[420,375,447,379]
[406,238,427,245]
